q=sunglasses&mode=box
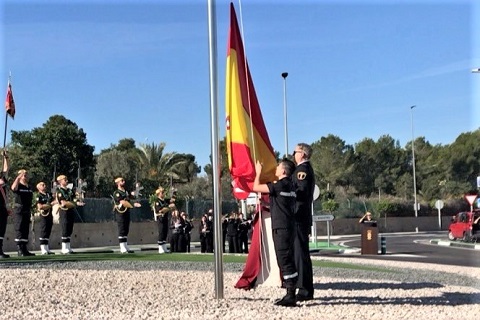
[292,150,303,156]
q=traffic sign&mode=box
[465,194,478,206]
[313,214,334,222]
[434,200,444,210]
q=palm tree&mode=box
[137,142,199,187]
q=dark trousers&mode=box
[200,234,207,253]
[60,209,75,243]
[116,211,130,243]
[39,214,53,245]
[237,234,249,253]
[227,235,238,253]
[200,233,213,253]
[185,233,191,252]
[14,208,30,243]
[170,231,186,252]
[157,215,169,244]
[0,207,7,239]
[206,233,213,253]
[294,223,314,295]
[273,228,297,288]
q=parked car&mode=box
[448,210,480,242]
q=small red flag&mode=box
[5,81,15,119]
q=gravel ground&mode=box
[0,256,479,320]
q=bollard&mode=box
[380,236,386,255]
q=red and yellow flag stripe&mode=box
[225,3,276,199]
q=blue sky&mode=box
[1,0,479,172]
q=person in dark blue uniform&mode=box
[35,181,56,254]
[292,143,315,301]
[253,158,298,307]
[11,169,34,256]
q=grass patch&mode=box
[0,252,393,273]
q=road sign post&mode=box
[312,214,334,248]
[435,199,444,230]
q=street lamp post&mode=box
[410,105,418,232]
[282,72,289,157]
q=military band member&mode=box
[113,177,140,253]
[0,153,10,259]
[36,182,56,254]
[11,169,35,256]
[153,187,175,254]
[56,175,79,254]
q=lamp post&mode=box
[410,105,418,232]
[282,72,289,157]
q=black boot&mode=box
[274,288,297,307]
[0,240,9,258]
[17,243,35,257]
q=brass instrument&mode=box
[39,204,52,217]
[60,201,76,210]
[155,207,171,217]
[114,199,133,214]
[153,200,175,220]
[121,200,133,209]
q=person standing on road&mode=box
[252,159,298,307]
[11,169,35,256]
[292,143,315,302]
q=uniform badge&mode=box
[297,172,307,180]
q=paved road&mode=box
[315,231,480,267]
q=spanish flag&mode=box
[228,3,281,291]
[225,3,276,200]
[5,81,15,119]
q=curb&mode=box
[430,239,480,250]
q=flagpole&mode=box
[2,74,12,169]
[2,112,7,151]
[207,0,224,299]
